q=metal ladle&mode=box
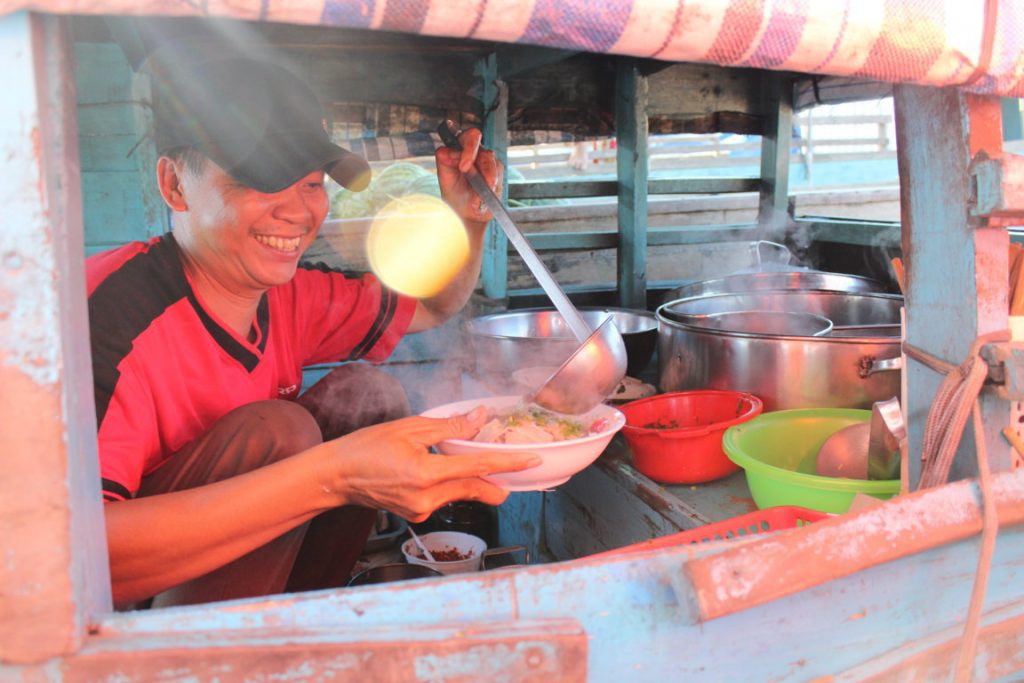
[816,397,906,480]
[438,122,627,414]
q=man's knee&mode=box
[234,400,323,459]
[298,364,410,440]
[138,400,322,497]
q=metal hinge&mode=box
[980,341,1024,399]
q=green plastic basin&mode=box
[722,409,900,513]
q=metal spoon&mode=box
[437,122,626,414]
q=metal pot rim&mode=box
[660,289,904,307]
[468,306,657,340]
[656,290,903,342]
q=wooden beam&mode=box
[894,86,1012,484]
[645,63,767,119]
[757,72,794,230]
[480,54,509,301]
[0,12,110,663]
[798,218,902,248]
[687,469,1024,622]
[47,619,588,681]
[508,177,759,200]
[496,44,577,79]
[524,224,759,252]
[1002,98,1023,141]
[615,58,649,309]
[307,51,478,110]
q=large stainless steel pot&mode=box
[661,270,889,305]
[657,290,902,411]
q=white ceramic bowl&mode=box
[401,531,486,575]
[420,395,626,491]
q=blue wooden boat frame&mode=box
[1,7,1023,682]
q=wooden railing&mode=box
[505,112,895,181]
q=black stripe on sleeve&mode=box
[102,478,133,502]
[349,287,399,360]
[297,263,401,361]
[89,236,190,427]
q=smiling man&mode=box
[86,56,533,608]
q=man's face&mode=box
[177,159,330,293]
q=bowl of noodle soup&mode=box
[420,395,626,491]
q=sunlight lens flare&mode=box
[367,194,469,298]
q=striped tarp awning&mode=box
[8,0,1024,97]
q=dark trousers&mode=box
[136,364,410,607]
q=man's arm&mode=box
[406,217,487,332]
[105,446,335,606]
[105,408,539,606]
[406,128,502,333]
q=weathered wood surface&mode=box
[895,87,1013,485]
[8,12,1024,683]
[11,469,1015,682]
[74,42,165,253]
[508,177,760,200]
[0,12,110,664]
[615,59,649,309]
[688,471,1024,621]
[537,440,756,561]
[757,72,794,230]
[82,17,770,137]
[53,619,588,682]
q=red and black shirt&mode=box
[87,234,415,502]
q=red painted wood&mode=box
[687,470,1024,622]
[966,94,1003,160]
[50,619,588,682]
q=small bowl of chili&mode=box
[401,531,487,575]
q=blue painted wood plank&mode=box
[894,86,1013,483]
[73,42,166,250]
[543,454,702,560]
[525,224,764,251]
[72,42,135,104]
[508,177,759,200]
[100,508,1024,682]
[77,133,147,172]
[758,73,793,225]
[615,59,649,309]
[479,53,510,301]
[497,490,546,560]
[1003,98,1022,141]
[81,171,165,242]
[75,103,145,137]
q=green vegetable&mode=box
[371,162,431,203]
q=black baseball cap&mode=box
[151,56,371,193]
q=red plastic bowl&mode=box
[619,390,763,484]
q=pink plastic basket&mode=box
[589,506,830,558]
